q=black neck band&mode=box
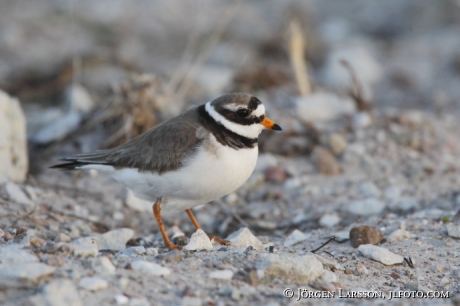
[198,105,258,149]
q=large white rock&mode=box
[42,279,82,306]
[226,227,263,249]
[446,225,460,239]
[256,253,323,282]
[0,262,55,281]
[0,244,38,264]
[184,229,213,251]
[357,244,404,266]
[296,92,356,122]
[96,228,135,251]
[0,90,28,182]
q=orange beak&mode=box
[260,117,282,131]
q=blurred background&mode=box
[1,0,459,171]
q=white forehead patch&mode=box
[205,102,265,139]
[252,104,265,117]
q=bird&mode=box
[51,93,282,250]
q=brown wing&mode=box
[52,106,207,173]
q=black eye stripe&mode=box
[217,109,264,125]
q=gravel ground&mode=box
[1,1,460,305]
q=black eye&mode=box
[236,109,249,117]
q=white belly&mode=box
[90,136,259,211]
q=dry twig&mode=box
[288,19,311,96]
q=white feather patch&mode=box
[205,102,265,139]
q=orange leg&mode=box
[153,199,182,250]
[185,209,230,246]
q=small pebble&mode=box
[146,247,159,256]
[73,244,98,258]
[451,269,460,278]
[79,276,108,291]
[45,255,65,267]
[264,165,287,183]
[182,297,202,306]
[387,229,416,241]
[226,228,263,249]
[43,241,56,253]
[115,246,146,257]
[329,133,347,155]
[320,270,338,283]
[440,277,450,285]
[209,270,234,280]
[130,260,171,277]
[446,225,460,238]
[350,226,383,248]
[29,236,45,247]
[319,214,340,228]
[283,229,308,247]
[56,233,71,243]
[92,257,116,275]
[311,146,341,175]
[184,229,213,251]
[156,250,183,262]
[356,266,369,276]
[114,294,129,305]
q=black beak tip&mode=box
[272,124,282,131]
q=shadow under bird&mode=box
[52,93,282,250]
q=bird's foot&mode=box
[165,241,183,250]
[208,235,231,246]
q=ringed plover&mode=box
[52,93,282,250]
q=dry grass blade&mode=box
[311,236,337,253]
[288,18,311,96]
[340,59,372,111]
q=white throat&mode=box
[205,102,265,139]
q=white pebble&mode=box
[226,228,263,249]
[131,260,171,277]
[357,244,404,265]
[79,276,108,291]
[184,229,213,251]
[284,229,308,247]
[209,269,234,280]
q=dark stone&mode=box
[349,225,383,248]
